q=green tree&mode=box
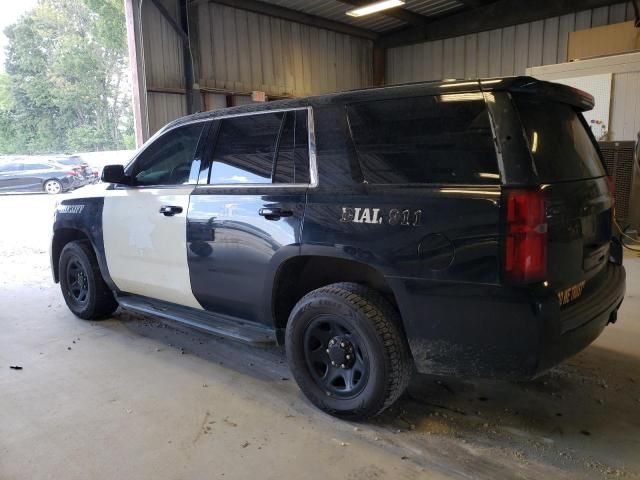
[0,0,133,154]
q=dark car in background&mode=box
[0,159,79,194]
[47,155,99,186]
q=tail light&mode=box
[68,170,77,176]
[606,175,616,202]
[504,189,547,283]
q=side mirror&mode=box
[101,164,130,185]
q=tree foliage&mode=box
[0,0,134,154]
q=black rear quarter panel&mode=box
[302,103,516,377]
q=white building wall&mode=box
[527,52,640,141]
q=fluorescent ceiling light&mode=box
[346,0,405,17]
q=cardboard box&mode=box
[568,21,640,61]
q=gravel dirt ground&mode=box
[1,193,639,480]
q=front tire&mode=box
[43,179,62,194]
[59,241,118,319]
[286,282,412,419]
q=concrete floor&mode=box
[1,193,640,480]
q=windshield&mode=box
[514,95,606,182]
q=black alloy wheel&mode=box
[303,315,369,399]
[286,282,412,419]
[59,241,118,320]
[66,258,90,306]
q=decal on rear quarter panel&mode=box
[340,207,422,226]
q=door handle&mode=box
[259,207,293,220]
[159,205,183,216]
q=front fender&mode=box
[51,197,117,292]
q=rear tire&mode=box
[59,241,118,320]
[43,179,62,194]
[286,282,412,419]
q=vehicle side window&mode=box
[131,123,205,186]
[346,95,500,185]
[209,110,310,185]
[25,163,50,170]
[0,163,22,172]
[273,110,310,184]
[210,112,283,185]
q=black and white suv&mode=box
[51,77,625,419]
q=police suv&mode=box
[52,77,626,419]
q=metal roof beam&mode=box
[150,0,189,44]
[456,0,496,9]
[379,0,625,48]
[191,0,379,40]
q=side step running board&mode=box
[117,296,276,346]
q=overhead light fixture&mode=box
[346,0,405,17]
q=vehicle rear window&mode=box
[514,95,606,182]
[346,94,500,185]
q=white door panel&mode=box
[103,187,202,310]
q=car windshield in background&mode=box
[45,161,71,171]
[513,95,606,182]
[51,158,84,166]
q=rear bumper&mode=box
[388,262,625,379]
[59,177,75,191]
[71,176,89,188]
[536,262,625,375]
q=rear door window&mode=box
[272,110,310,184]
[346,94,500,185]
[209,110,310,185]
[513,95,606,182]
[211,112,282,185]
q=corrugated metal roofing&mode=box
[403,0,464,18]
[260,0,464,32]
[196,2,374,96]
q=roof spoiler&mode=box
[480,76,595,112]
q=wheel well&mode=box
[272,256,400,338]
[51,229,90,282]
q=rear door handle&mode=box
[259,207,293,220]
[159,205,183,216]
